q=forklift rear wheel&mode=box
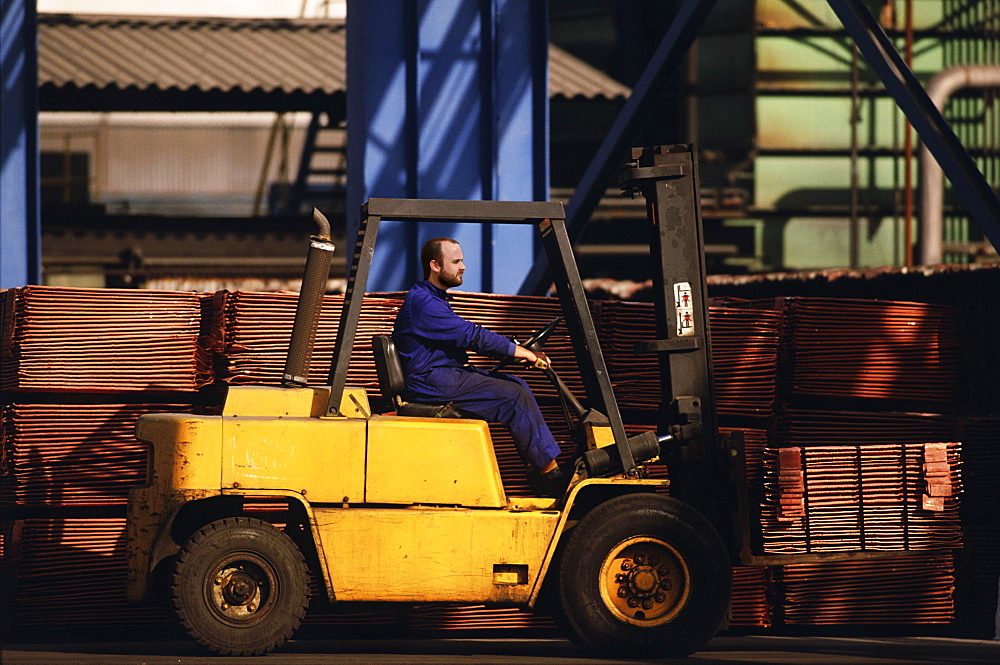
[171,517,310,656]
[558,493,731,659]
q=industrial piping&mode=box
[919,65,1000,265]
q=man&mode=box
[392,237,567,497]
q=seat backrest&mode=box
[372,334,406,403]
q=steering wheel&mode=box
[491,316,563,373]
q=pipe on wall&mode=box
[919,65,1000,265]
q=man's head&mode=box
[422,237,465,289]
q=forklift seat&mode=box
[371,334,469,418]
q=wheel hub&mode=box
[221,571,258,606]
[206,556,275,625]
[600,537,691,626]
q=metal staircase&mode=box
[270,111,347,217]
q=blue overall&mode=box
[392,280,561,469]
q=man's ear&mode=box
[428,260,441,275]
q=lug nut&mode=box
[642,600,653,610]
[247,604,256,612]
[621,561,632,570]
[627,597,639,608]
[660,579,672,590]
[220,603,229,610]
[215,577,224,585]
[655,592,666,603]
[659,565,670,575]
[634,554,644,564]
[649,555,659,566]
[617,587,629,598]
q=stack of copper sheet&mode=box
[408,604,556,631]
[1,286,208,392]
[0,287,211,632]
[709,303,782,417]
[778,554,956,624]
[302,610,404,629]
[580,300,657,408]
[0,285,979,635]
[729,426,769,537]
[593,300,781,416]
[730,566,772,627]
[779,297,959,404]
[772,409,958,448]
[212,290,776,422]
[759,442,963,554]
[11,518,171,628]
[210,290,403,389]
[760,410,965,554]
[0,404,191,507]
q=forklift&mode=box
[126,145,736,658]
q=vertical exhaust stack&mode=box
[282,208,336,387]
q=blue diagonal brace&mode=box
[518,0,719,295]
[826,0,1000,253]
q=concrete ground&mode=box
[2,635,999,665]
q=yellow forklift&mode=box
[126,145,736,658]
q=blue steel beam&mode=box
[346,0,547,294]
[1,0,41,288]
[826,0,1000,254]
[518,0,719,296]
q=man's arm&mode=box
[413,295,515,358]
[405,289,549,367]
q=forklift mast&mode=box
[617,144,957,566]
[618,145,728,532]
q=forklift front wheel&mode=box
[171,517,310,656]
[557,493,731,659]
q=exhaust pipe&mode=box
[282,208,336,387]
[582,431,663,477]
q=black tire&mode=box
[558,493,732,659]
[171,517,310,656]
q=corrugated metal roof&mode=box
[549,42,632,101]
[39,14,347,98]
[38,13,630,103]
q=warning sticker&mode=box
[674,282,695,337]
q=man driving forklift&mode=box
[393,237,570,497]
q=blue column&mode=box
[0,0,40,288]
[346,0,548,294]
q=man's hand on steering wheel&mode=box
[492,316,562,373]
[514,345,550,370]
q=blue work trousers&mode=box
[404,366,561,469]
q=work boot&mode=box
[527,462,573,498]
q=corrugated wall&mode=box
[40,112,312,217]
